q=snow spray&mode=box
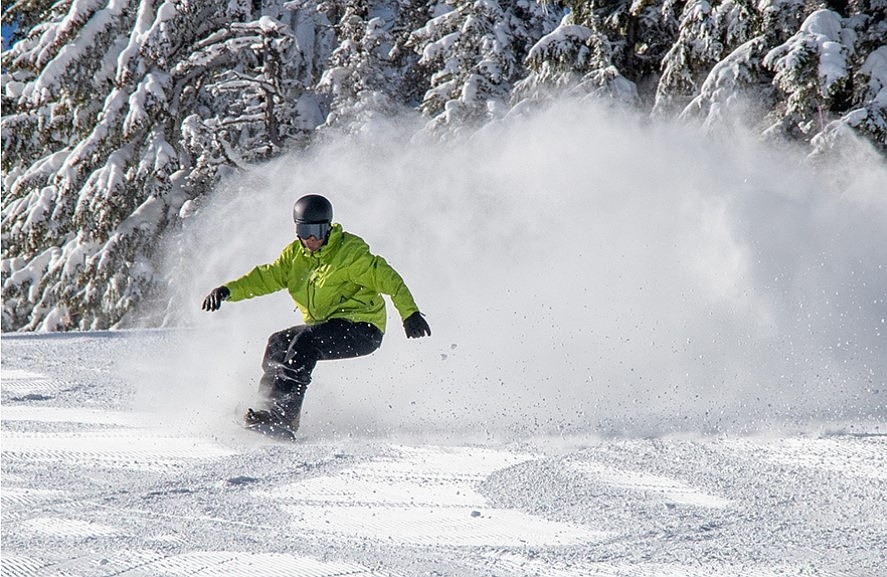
[160,100,887,439]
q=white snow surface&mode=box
[3,98,887,575]
[2,330,885,576]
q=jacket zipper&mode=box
[307,253,320,322]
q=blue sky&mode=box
[2,22,17,51]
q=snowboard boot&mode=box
[243,394,303,441]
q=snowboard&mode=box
[242,408,298,442]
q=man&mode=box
[202,194,431,439]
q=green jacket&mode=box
[224,224,419,333]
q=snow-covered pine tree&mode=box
[512,11,595,100]
[387,0,442,108]
[409,0,560,133]
[680,0,885,155]
[517,0,677,107]
[811,43,886,157]
[1,0,329,331]
[676,0,803,129]
[772,2,886,156]
[838,0,887,153]
[654,0,759,116]
[315,0,404,131]
[763,9,857,141]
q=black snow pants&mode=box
[259,318,383,405]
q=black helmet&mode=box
[293,194,333,224]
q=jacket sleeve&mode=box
[224,246,293,302]
[350,251,420,320]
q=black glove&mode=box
[202,286,230,312]
[403,311,431,338]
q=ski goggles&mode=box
[296,221,331,240]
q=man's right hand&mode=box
[202,286,230,311]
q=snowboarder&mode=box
[202,194,431,438]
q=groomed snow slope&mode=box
[2,330,885,577]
